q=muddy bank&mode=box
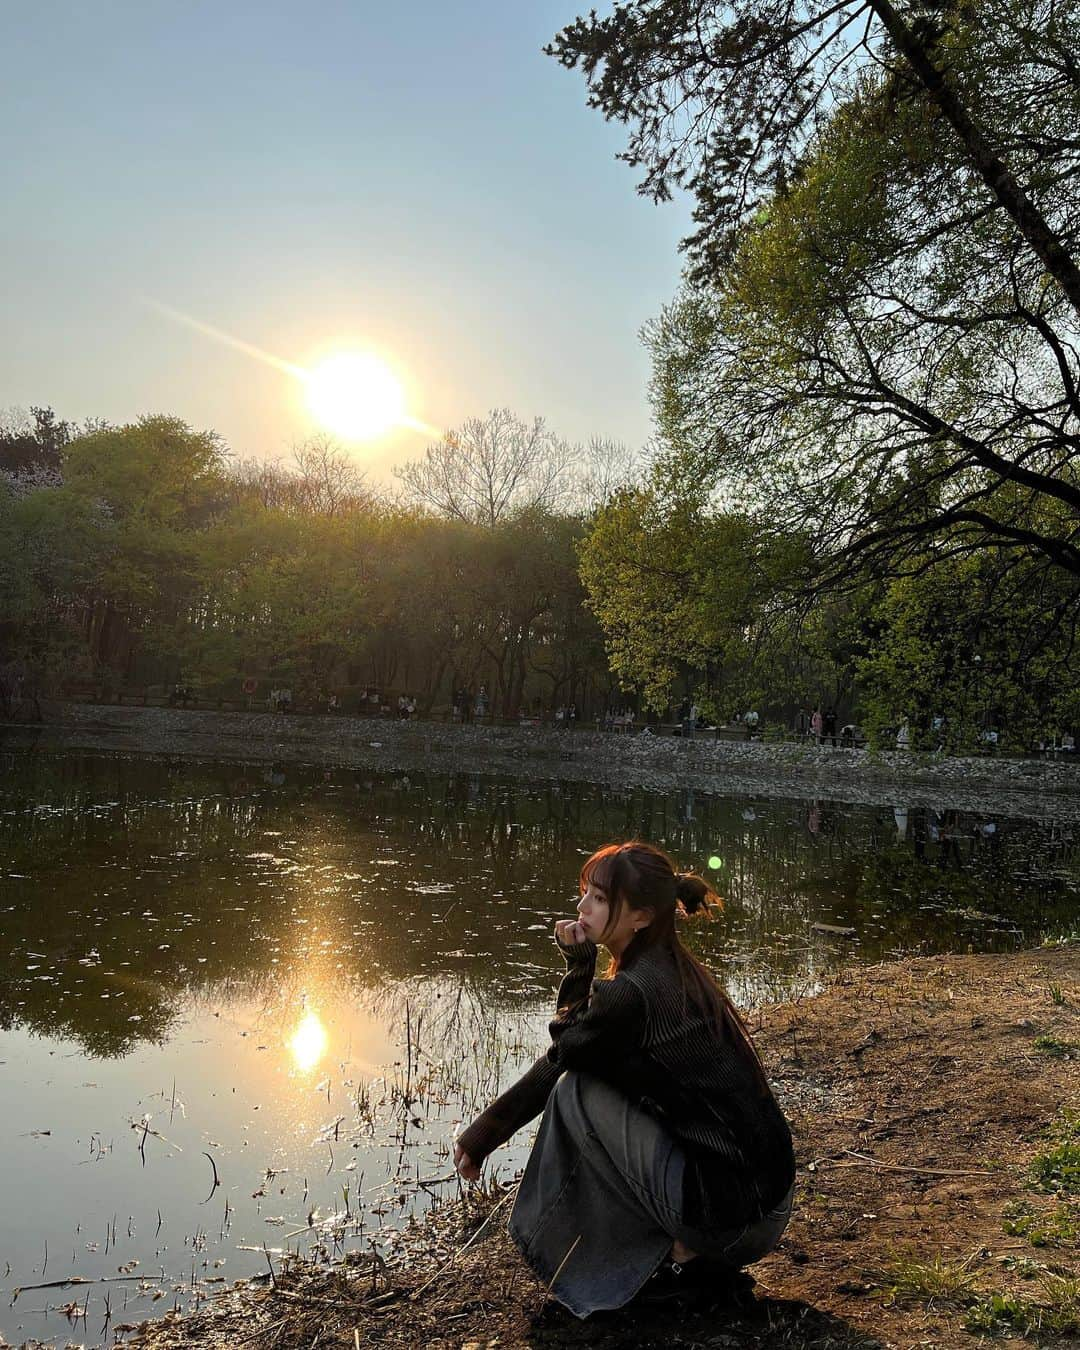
[7,703,1080,823]
[125,944,1079,1350]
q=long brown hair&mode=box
[580,840,771,1093]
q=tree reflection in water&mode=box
[0,750,1076,1058]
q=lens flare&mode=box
[146,300,444,441]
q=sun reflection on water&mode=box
[288,1008,328,1073]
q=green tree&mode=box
[0,482,112,712]
[857,543,1080,750]
[556,1,1080,588]
[180,502,386,699]
[0,405,74,476]
[62,416,229,674]
[646,85,1080,590]
[576,483,859,717]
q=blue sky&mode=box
[1,1,693,482]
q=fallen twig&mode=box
[416,1171,458,1193]
[270,1288,361,1310]
[548,1233,583,1292]
[234,1314,291,1344]
[837,1149,997,1177]
[11,1272,157,1299]
[201,1149,221,1203]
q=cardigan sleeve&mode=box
[454,1052,561,1165]
[548,976,694,1120]
[455,967,647,1166]
[551,932,597,1013]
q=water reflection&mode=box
[0,752,1078,1060]
[289,1007,328,1074]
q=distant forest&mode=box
[1,400,1077,753]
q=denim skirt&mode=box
[508,1071,793,1318]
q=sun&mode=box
[305,351,405,441]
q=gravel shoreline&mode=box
[5,701,1080,822]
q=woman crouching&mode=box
[453,840,796,1318]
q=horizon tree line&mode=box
[1,394,1078,749]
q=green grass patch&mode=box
[1034,1034,1077,1059]
[966,1291,1037,1336]
[1031,1112,1080,1195]
[877,1250,979,1306]
[1040,934,1079,949]
[1003,1201,1080,1247]
[965,1275,1080,1338]
[876,1233,1080,1338]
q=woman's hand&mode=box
[453,1142,481,1181]
[554,918,588,947]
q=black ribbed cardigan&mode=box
[457,934,795,1228]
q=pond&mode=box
[1,749,1077,1346]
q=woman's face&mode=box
[577,880,650,953]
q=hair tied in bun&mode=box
[674,869,721,919]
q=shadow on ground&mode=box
[524,1291,885,1348]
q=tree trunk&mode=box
[867,0,1080,319]
[424,657,448,713]
[508,646,528,719]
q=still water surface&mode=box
[1,750,1077,1345]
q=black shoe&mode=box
[637,1259,756,1307]
[697,1264,763,1319]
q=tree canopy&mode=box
[542,0,1080,740]
[549,0,1080,309]
[552,0,1080,596]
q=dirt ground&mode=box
[129,945,1079,1350]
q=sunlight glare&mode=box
[288,1008,329,1074]
[305,351,405,441]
